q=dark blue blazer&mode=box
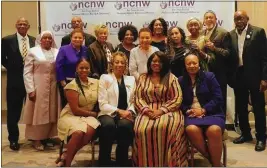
[178,71,224,116]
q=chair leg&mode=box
[223,141,227,167]
[91,141,95,167]
[190,144,195,167]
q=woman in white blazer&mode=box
[98,51,136,166]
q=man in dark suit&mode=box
[229,10,267,151]
[1,17,36,150]
[61,16,96,47]
[203,10,231,115]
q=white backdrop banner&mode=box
[40,0,235,47]
[40,0,236,124]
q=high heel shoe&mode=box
[32,141,45,151]
[55,150,67,167]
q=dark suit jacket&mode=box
[178,71,224,116]
[229,24,267,89]
[1,33,35,88]
[61,33,96,47]
[205,25,231,86]
[88,41,114,77]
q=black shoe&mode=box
[255,140,266,152]
[9,141,20,151]
[233,135,253,144]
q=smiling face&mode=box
[40,33,53,50]
[97,28,108,44]
[16,18,30,37]
[204,12,217,30]
[71,32,84,48]
[139,31,152,48]
[123,30,134,44]
[76,59,90,80]
[185,54,200,75]
[188,20,201,35]
[234,11,249,33]
[153,19,163,35]
[150,55,162,73]
[113,54,127,77]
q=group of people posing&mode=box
[2,9,267,167]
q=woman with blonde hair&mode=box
[98,51,136,166]
[88,24,114,78]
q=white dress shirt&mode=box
[129,46,159,80]
[236,24,248,66]
[17,32,30,56]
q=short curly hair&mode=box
[117,25,138,42]
[148,17,168,36]
[108,51,128,75]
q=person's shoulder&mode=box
[88,77,99,84]
[130,46,139,52]
[64,79,78,90]
[250,25,265,32]
[216,26,228,33]
[99,73,113,82]
[203,71,216,79]
[62,34,70,40]
[151,45,159,51]
[124,75,135,83]
[2,33,16,41]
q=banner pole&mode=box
[37,0,41,34]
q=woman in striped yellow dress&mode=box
[133,51,188,167]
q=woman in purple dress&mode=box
[178,50,225,167]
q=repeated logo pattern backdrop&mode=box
[41,0,235,47]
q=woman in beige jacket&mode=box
[23,30,61,151]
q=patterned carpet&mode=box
[1,124,267,167]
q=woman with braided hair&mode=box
[56,57,100,167]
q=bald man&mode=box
[228,10,267,151]
[61,16,96,47]
[1,17,36,150]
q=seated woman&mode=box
[98,52,136,166]
[56,58,100,167]
[133,51,188,167]
[178,50,225,167]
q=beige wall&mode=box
[1,1,267,111]
[1,1,38,111]
[237,1,267,32]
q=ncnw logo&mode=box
[160,0,195,9]
[106,21,132,29]
[52,22,88,32]
[69,1,105,11]
[114,1,150,10]
[143,21,179,28]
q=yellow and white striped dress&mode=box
[133,73,188,167]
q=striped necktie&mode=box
[22,37,28,58]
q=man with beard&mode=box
[61,16,96,47]
[202,10,231,117]
[229,10,267,151]
[1,17,36,150]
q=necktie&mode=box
[22,37,28,58]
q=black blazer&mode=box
[205,25,231,86]
[229,24,267,89]
[87,40,114,77]
[1,33,35,88]
[61,33,96,47]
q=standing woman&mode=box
[186,17,212,71]
[56,29,88,108]
[129,28,159,81]
[115,25,138,60]
[88,24,114,78]
[23,30,61,151]
[98,52,136,166]
[133,51,188,167]
[166,26,189,78]
[148,17,168,52]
